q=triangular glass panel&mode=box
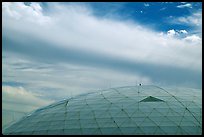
[176,126,188,135]
[139,126,157,135]
[140,96,164,102]
[154,127,166,135]
[133,127,145,134]
[120,127,138,135]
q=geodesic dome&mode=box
[3,85,202,135]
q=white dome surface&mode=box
[3,85,202,135]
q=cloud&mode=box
[166,11,202,39]
[30,2,42,13]
[160,7,166,11]
[2,85,53,112]
[166,29,188,38]
[173,11,202,27]
[167,29,177,37]
[144,3,150,7]
[2,2,51,25]
[179,30,188,34]
[165,29,201,45]
[2,53,154,100]
[176,3,192,8]
[3,2,201,71]
[183,35,201,43]
[2,1,202,98]
[2,86,53,107]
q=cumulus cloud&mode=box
[165,29,202,45]
[177,3,192,8]
[179,30,188,34]
[167,29,178,37]
[166,29,188,38]
[166,29,201,46]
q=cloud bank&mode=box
[3,2,202,70]
[2,2,202,102]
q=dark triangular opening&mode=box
[140,96,164,102]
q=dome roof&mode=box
[3,85,202,135]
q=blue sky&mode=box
[2,2,202,109]
[68,2,202,33]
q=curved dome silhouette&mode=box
[3,85,202,135]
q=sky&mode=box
[2,2,202,111]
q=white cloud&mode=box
[30,2,42,13]
[2,2,201,72]
[160,7,166,11]
[144,3,150,7]
[167,29,177,37]
[179,30,188,34]
[177,3,192,8]
[175,11,202,27]
[2,86,53,107]
[167,29,188,38]
[2,54,153,100]
[2,1,202,98]
[183,35,201,43]
[166,11,202,44]
[2,2,51,25]
[158,32,164,36]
